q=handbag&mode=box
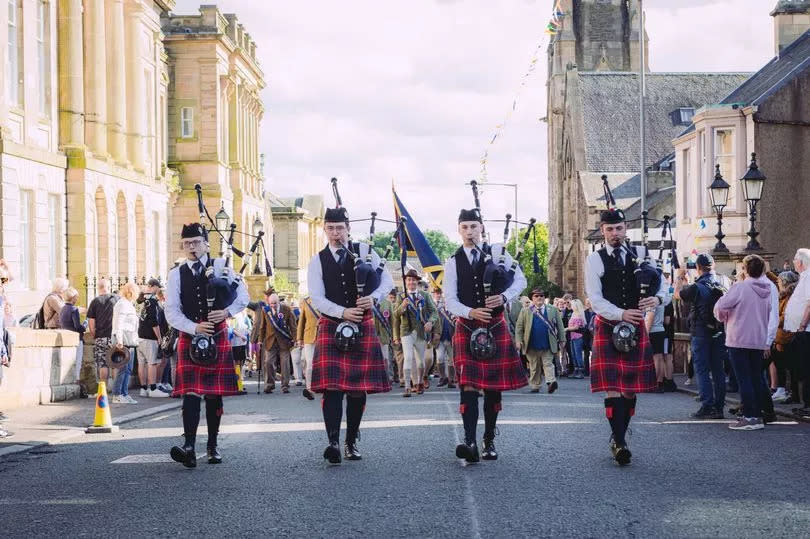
[160,327,178,356]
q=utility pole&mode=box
[639,0,647,244]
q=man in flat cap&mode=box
[392,268,438,397]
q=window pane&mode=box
[48,194,59,280]
[20,190,32,288]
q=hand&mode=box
[485,294,504,309]
[356,296,373,310]
[297,340,304,347]
[469,308,493,323]
[195,321,215,336]
[0,355,8,367]
[424,322,433,332]
[515,341,522,352]
[393,339,400,345]
[638,297,659,311]
[114,342,125,351]
[776,344,783,352]
[342,307,364,324]
[621,309,644,325]
[764,349,771,360]
[207,310,227,324]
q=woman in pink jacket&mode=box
[713,255,773,431]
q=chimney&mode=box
[771,0,810,55]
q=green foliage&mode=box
[504,222,562,298]
[270,273,296,294]
[360,229,459,263]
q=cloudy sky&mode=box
[173,0,775,237]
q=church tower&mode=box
[546,0,648,290]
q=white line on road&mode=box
[442,399,482,539]
[111,454,174,464]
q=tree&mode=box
[504,222,562,298]
[358,229,458,263]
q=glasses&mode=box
[0,277,7,284]
[182,239,204,248]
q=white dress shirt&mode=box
[585,244,668,321]
[443,243,528,319]
[307,242,394,319]
[165,254,250,336]
[784,269,810,332]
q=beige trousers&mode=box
[526,348,556,389]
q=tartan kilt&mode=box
[590,316,657,394]
[172,321,241,397]
[453,313,528,391]
[311,313,392,394]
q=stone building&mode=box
[270,195,325,298]
[0,1,66,313]
[546,0,749,297]
[162,5,272,297]
[674,3,810,266]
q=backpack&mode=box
[695,279,727,333]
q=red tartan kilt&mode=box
[311,313,392,394]
[590,316,657,394]
[453,313,528,391]
[172,321,242,397]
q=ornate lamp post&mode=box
[708,164,730,253]
[740,153,766,251]
[252,216,264,275]
[214,202,231,257]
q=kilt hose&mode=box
[590,316,657,394]
[311,313,392,394]
[172,321,242,397]
[453,313,528,391]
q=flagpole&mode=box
[639,0,647,244]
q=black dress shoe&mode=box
[609,439,631,466]
[282,387,290,394]
[207,447,222,464]
[437,378,449,387]
[547,381,558,394]
[529,388,540,394]
[481,438,498,460]
[170,444,197,468]
[302,388,315,401]
[323,442,342,464]
[447,382,456,389]
[455,442,480,463]
[763,412,778,424]
[344,441,362,460]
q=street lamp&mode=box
[740,153,766,251]
[252,216,264,275]
[214,202,230,257]
[708,164,730,253]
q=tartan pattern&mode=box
[453,313,528,391]
[590,316,657,394]
[311,313,392,394]
[172,321,242,397]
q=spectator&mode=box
[59,287,87,398]
[714,254,773,430]
[229,308,251,394]
[155,287,175,392]
[515,289,565,394]
[254,291,296,394]
[582,299,596,376]
[675,254,727,419]
[566,299,586,378]
[0,260,14,438]
[111,282,140,404]
[87,279,118,396]
[771,270,799,403]
[783,248,810,417]
[661,299,676,391]
[42,277,68,329]
[137,279,168,398]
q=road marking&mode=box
[147,414,172,422]
[111,454,174,464]
[442,399,482,539]
[0,498,99,505]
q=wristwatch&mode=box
[501,293,507,305]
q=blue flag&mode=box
[392,187,444,289]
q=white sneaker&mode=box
[149,387,170,398]
[684,378,693,386]
[163,383,173,392]
[139,388,148,397]
[112,395,124,404]
[772,387,787,403]
[124,395,138,404]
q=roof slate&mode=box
[577,72,750,173]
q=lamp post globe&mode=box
[741,153,766,251]
[708,164,730,253]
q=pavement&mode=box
[1,377,809,538]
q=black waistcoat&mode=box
[179,258,213,323]
[319,245,357,309]
[454,247,504,316]
[597,247,639,310]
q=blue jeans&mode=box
[113,348,135,396]
[570,338,584,369]
[691,334,727,409]
[728,347,769,419]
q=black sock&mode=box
[459,391,480,445]
[150,384,157,391]
[205,396,223,449]
[483,391,502,441]
[623,396,636,433]
[322,391,344,444]
[141,385,148,390]
[182,395,201,447]
[604,397,627,445]
[345,393,367,443]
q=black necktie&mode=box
[471,248,479,266]
[336,248,347,265]
[612,250,622,265]
[193,261,203,276]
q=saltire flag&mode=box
[392,187,444,290]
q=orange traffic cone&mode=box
[86,381,120,433]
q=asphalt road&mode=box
[2,377,809,538]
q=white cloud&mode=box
[172,0,776,238]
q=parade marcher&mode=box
[165,223,249,468]
[432,288,456,388]
[585,208,667,465]
[515,289,565,393]
[255,291,297,394]
[306,206,393,464]
[393,269,438,397]
[296,296,321,400]
[444,209,528,462]
[388,289,405,386]
[373,290,395,384]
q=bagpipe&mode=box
[330,177,405,352]
[189,184,272,366]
